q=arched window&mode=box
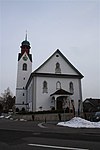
[56,81,61,90]
[23,63,27,71]
[55,62,61,74]
[43,81,48,93]
[69,82,74,93]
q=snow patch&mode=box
[5,115,11,119]
[20,118,27,121]
[0,115,4,119]
[57,117,100,128]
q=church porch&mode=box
[50,89,73,112]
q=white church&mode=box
[16,35,84,114]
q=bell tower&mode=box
[16,33,32,111]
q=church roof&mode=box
[50,89,73,96]
[26,49,84,89]
[34,49,83,78]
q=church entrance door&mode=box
[56,97,63,110]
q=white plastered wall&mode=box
[36,52,79,75]
[35,76,81,112]
[16,52,32,109]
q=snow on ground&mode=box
[0,115,11,119]
[57,117,100,128]
[0,115,4,119]
[20,118,27,121]
[5,115,11,119]
[0,115,27,121]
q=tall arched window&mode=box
[23,63,27,71]
[55,62,61,74]
[43,81,48,93]
[56,81,61,90]
[69,82,74,93]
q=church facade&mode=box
[16,36,84,114]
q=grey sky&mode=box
[0,0,100,100]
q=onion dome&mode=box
[21,40,30,46]
[21,31,31,48]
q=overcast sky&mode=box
[0,0,100,100]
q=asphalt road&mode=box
[0,119,100,150]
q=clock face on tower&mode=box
[23,54,28,61]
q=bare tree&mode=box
[1,87,15,112]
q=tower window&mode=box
[69,82,74,93]
[43,81,48,93]
[23,63,27,71]
[56,81,61,90]
[55,62,61,73]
